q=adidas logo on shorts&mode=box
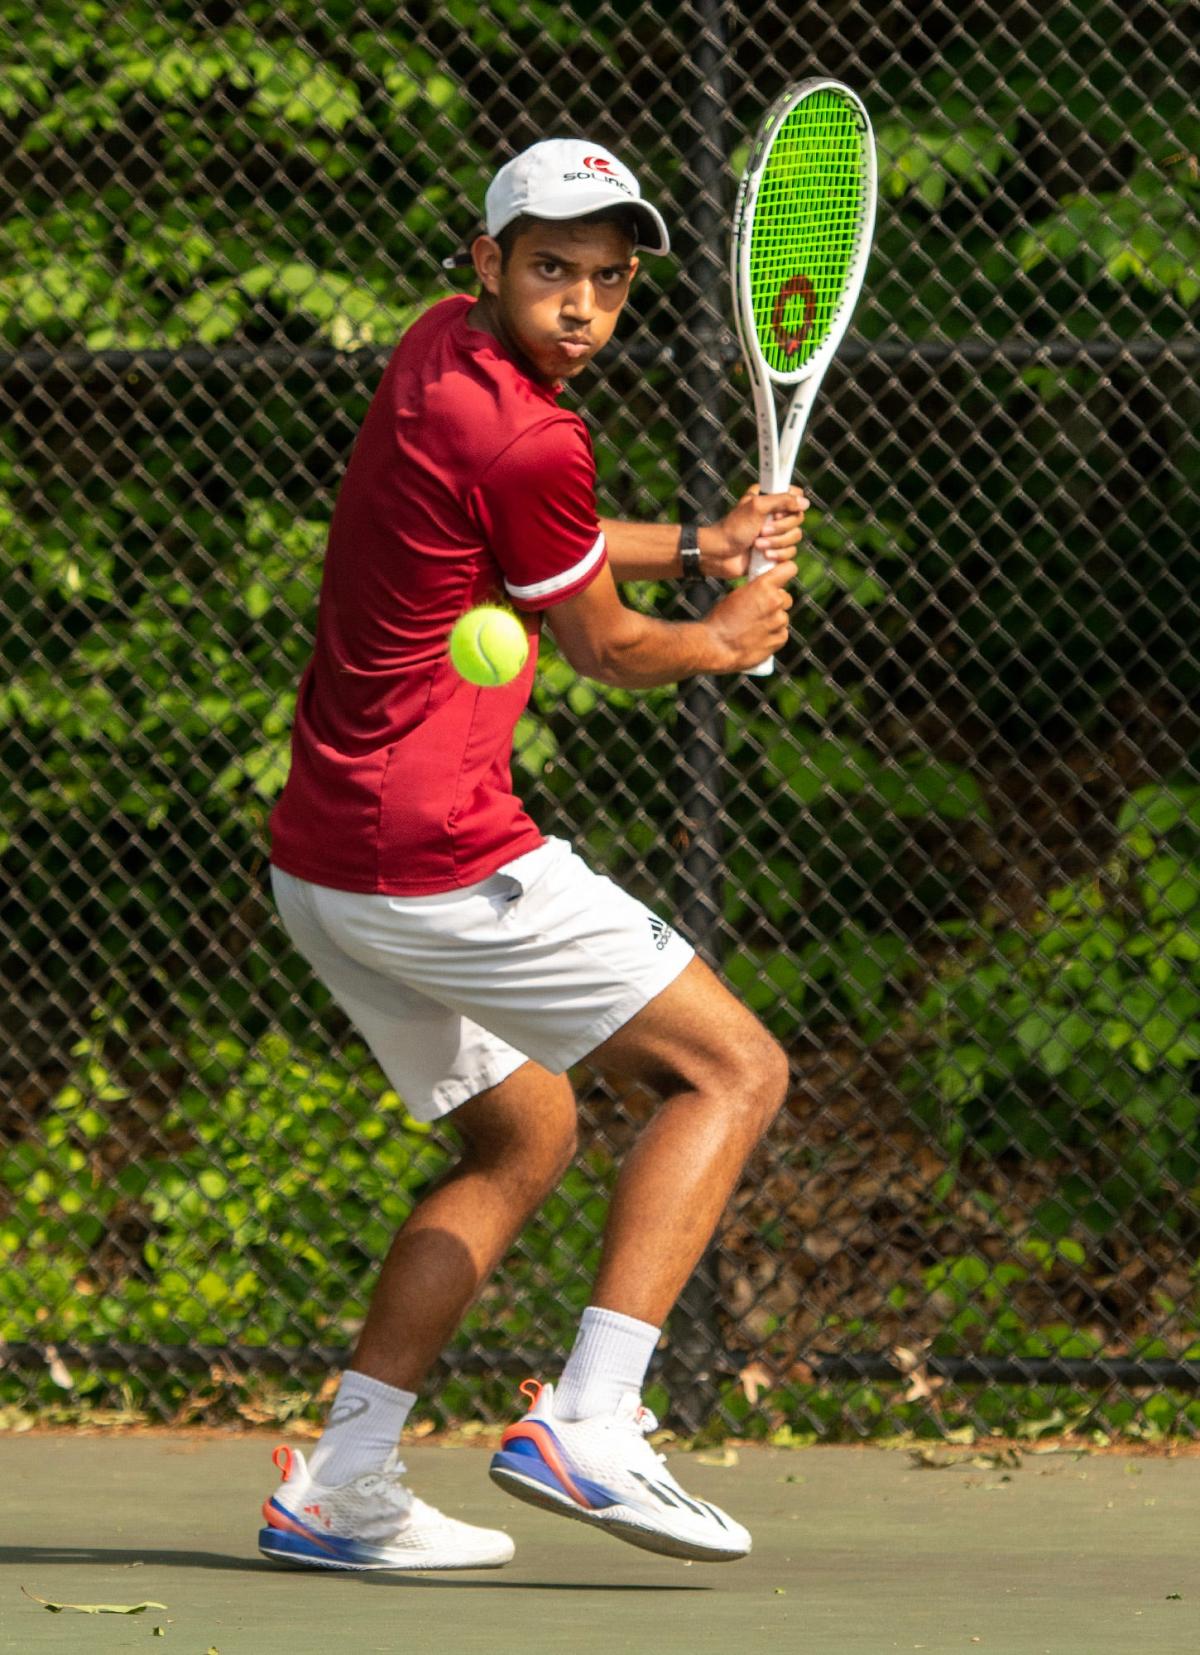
[647,915,673,952]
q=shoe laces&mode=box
[615,1396,668,1467]
[354,1459,414,1513]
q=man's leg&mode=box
[304,1059,575,1489]
[350,1060,577,1391]
[547,954,787,1422]
[587,953,788,1324]
[488,958,785,1561]
[316,954,779,1452]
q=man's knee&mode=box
[670,990,789,1129]
[592,957,789,1130]
[645,1016,788,1135]
[723,1022,789,1131]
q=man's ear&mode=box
[472,234,502,295]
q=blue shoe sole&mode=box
[258,1523,513,1572]
[489,1446,617,1508]
[488,1455,747,1563]
[258,1526,380,1571]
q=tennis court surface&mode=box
[5,1433,1199,1654]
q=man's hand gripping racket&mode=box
[730,78,878,676]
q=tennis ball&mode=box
[449,604,530,687]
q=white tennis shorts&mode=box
[270,836,694,1121]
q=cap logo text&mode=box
[563,170,633,195]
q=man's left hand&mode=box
[700,484,810,580]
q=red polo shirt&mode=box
[268,296,607,894]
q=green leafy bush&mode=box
[0,1019,609,1389]
[907,783,1200,1233]
[2,0,1198,1437]
[1017,168,1200,307]
[0,1030,449,1349]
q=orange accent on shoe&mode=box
[271,1445,294,1481]
[262,1500,339,1553]
[518,1378,542,1409]
[501,1419,595,1510]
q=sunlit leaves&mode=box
[1017,170,1200,305]
[0,1026,447,1347]
[19,32,362,152]
[0,11,463,351]
[877,107,1018,209]
[164,260,442,349]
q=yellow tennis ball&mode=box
[449,604,530,687]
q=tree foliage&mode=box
[1,0,1197,1420]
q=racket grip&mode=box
[745,546,775,677]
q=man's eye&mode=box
[537,262,561,277]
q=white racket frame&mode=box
[730,78,878,675]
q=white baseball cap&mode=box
[444,138,670,266]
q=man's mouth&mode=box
[556,337,592,359]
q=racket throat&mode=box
[776,376,819,487]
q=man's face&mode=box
[473,219,638,383]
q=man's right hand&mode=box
[704,558,798,672]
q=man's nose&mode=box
[561,279,596,320]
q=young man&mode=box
[259,138,807,1572]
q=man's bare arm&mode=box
[600,486,810,583]
[598,518,689,581]
[543,558,796,689]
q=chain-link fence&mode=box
[2,1,1198,1436]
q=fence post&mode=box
[665,0,734,1433]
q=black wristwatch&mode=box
[678,520,704,581]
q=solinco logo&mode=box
[563,155,633,195]
[647,916,673,952]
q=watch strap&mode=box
[678,521,703,580]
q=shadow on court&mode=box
[4,1433,1199,1653]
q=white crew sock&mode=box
[554,1305,662,1421]
[306,1369,417,1487]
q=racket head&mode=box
[731,79,877,388]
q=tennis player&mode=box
[259,138,807,1572]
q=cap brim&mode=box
[494,190,671,257]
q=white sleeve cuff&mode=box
[503,531,606,603]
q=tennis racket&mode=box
[730,78,877,676]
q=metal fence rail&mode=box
[2,1,1198,1435]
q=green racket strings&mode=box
[747,90,866,374]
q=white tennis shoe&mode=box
[259,1444,515,1571]
[489,1380,751,1562]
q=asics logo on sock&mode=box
[647,916,673,951]
[327,1398,370,1426]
